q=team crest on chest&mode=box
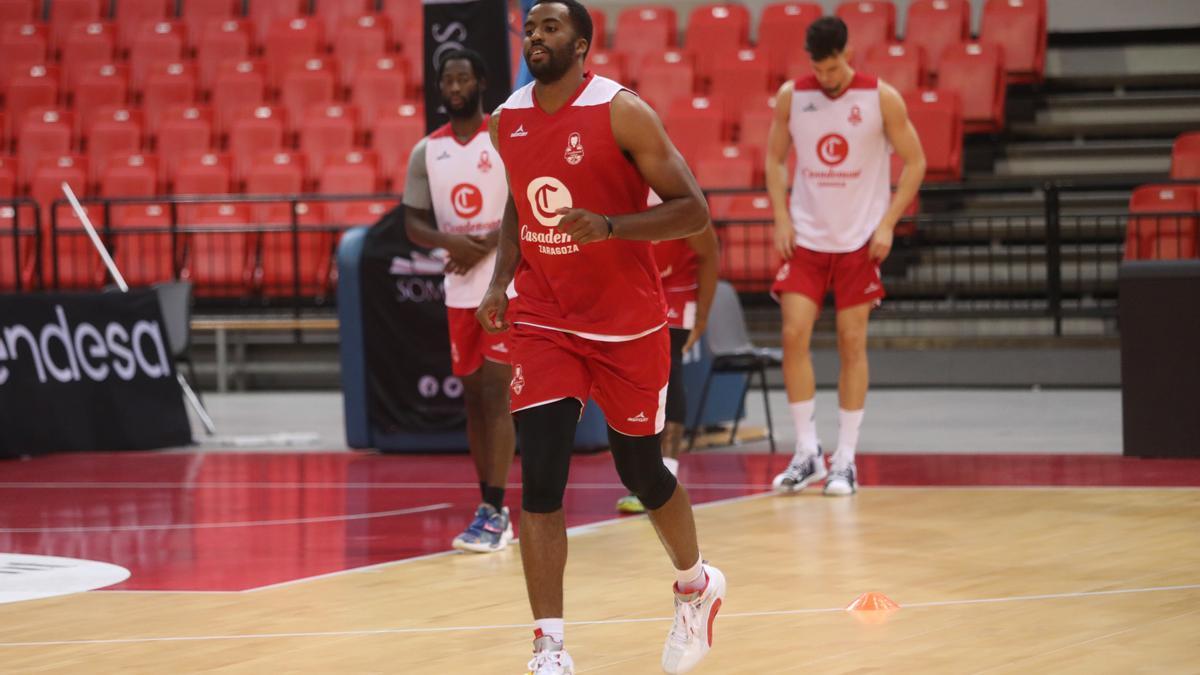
[848,105,863,126]
[564,132,585,165]
[477,150,493,173]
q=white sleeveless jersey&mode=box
[425,117,508,308]
[788,73,891,253]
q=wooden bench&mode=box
[190,317,340,392]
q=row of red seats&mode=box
[4,100,424,194]
[590,0,1045,85]
[1127,182,1200,261]
[0,0,419,49]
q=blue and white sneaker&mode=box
[771,448,827,494]
[452,503,513,553]
[823,463,858,496]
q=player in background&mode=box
[479,1,726,672]
[765,17,925,496]
[403,49,516,553]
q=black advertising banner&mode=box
[0,290,192,457]
[361,207,466,433]
[422,0,514,131]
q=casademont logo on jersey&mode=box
[805,133,862,185]
[451,183,482,219]
[522,177,580,256]
[0,306,171,387]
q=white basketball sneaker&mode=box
[823,462,858,496]
[771,449,827,494]
[526,632,574,675]
[661,564,726,674]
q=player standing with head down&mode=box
[765,17,925,496]
[478,1,725,672]
[403,49,516,553]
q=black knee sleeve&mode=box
[665,328,689,425]
[516,398,581,513]
[608,429,678,511]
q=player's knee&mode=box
[837,327,867,357]
[782,319,812,351]
[521,479,565,513]
[609,431,678,511]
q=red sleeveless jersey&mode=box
[496,73,666,337]
[653,238,699,292]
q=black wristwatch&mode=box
[604,215,614,239]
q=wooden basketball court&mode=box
[1,453,1198,672]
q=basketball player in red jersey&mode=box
[403,49,516,553]
[477,1,725,672]
[766,17,925,496]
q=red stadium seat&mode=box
[903,89,962,181]
[904,0,969,80]
[85,107,142,184]
[736,95,777,152]
[4,64,59,142]
[33,154,108,290]
[979,0,1045,83]
[263,17,324,88]
[315,0,373,36]
[50,0,103,51]
[0,0,38,27]
[350,57,411,128]
[0,22,46,87]
[110,192,176,289]
[938,42,1005,133]
[685,4,750,52]
[708,191,780,292]
[128,20,185,83]
[245,150,305,222]
[195,19,252,91]
[251,152,333,297]
[172,152,254,295]
[758,2,822,83]
[228,106,286,184]
[100,151,157,197]
[0,200,38,292]
[174,151,230,195]
[72,64,129,136]
[1126,185,1198,260]
[635,50,694,114]
[319,149,377,201]
[211,60,268,136]
[1170,132,1200,180]
[587,6,607,50]
[0,156,14,197]
[17,108,71,187]
[370,103,423,181]
[861,43,924,95]
[835,1,897,59]
[381,0,420,55]
[588,50,627,85]
[181,0,239,27]
[280,57,338,130]
[708,48,772,103]
[61,20,115,89]
[154,105,212,184]
[695,143,759,189]
[333,14,390,84]
[249,0,307,43]
[664,96,732,164]
[299,103,359,182]
[114,0,172,51]
[142,62,198,129]
[614,5,676,62]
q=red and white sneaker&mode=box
[661,564,726,674]
[526,632,574,675]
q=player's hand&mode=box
[556,208,609,245]
[682,322,706,355]
[444,234,490,274]
[869,226,894,263]
[476,287,510,334]
[774,220,796,260]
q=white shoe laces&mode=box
[527,649,567,673]
[668,592,703,648]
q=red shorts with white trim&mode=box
[447,307,511,377]
[664,287,698,329]
[508,323,670,437]
[771,243,885,310]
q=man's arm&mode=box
[402,138,489,273]
[871,82,926,262]
[765,81,795,259]
[478,112,521,333]
[556,91,709,244]
[682,223,720,353]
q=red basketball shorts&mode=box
[508,323,670,437]
[771,243,885,310]
[446,307,511,377]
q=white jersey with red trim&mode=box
[425,117,508,308]
[788,73,890,253]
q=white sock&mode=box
[675,555,706,593]
[835,408,864,467]
[662,456,679,477]
[534,618,564,645]
[789,399,819,458]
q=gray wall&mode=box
[584,0,1200,36]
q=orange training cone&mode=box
[846,591,900,625]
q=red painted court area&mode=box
[1,452,1198,592]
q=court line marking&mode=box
[2,482,1197,491]
[2,583,1197,648]
[0,504,451,534]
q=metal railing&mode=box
[0,198,41,294]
